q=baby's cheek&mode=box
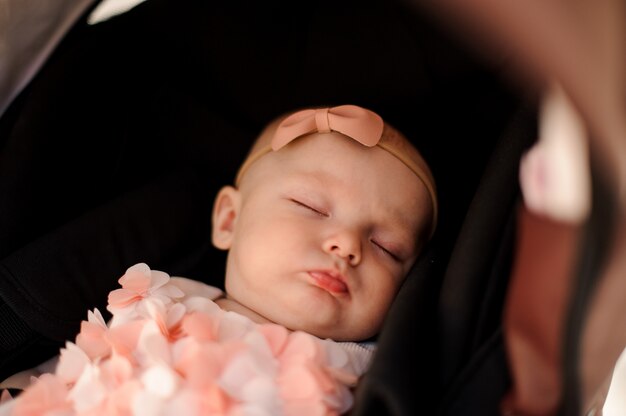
[361,272,398,318]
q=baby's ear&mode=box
[211,186,241,250]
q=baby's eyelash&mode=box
[290,199,328,217]
[371,240,401,262]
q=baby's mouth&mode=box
[308,270,349,295]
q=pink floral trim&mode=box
[2,263,369,415]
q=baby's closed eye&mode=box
[289,198,329,217]
[370,239,401,261]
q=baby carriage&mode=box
[0,0,624,414]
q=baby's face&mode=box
[212,132,432,341]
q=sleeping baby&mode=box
[0,104,438,415]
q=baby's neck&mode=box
[215,296,275,325]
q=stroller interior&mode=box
[1,0,625,414]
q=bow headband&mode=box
[235,105,438,238]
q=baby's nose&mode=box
[323,232,362,266]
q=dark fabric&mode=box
[352,244,442,415]
[440,330,510,416]
[437,104,537,391]
[0,0,525,408]
[0,169,220,339]
[0,168,225,381]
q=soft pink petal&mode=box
[118,267,151,293]
[141,364,179,398]
[280,332,322,365]
[136,321,172,367]
[108,288,142,309]
[100,353,134,389]
[136,298,185,341]
[153,284,185,300]
[13,373,71,416]
[166,303,187,329]
[181,311,218,342]
[183,296,222,315]
[162,302,186,340]
[321,382,354,415]
[104,379,141,416]
[107,320,145,361]
[125,262,151,276]
[148,270,170,290]
[279,365,323,400]
[220,353,273,399]
[137,298,167,329]
[67,364,107,412]
[131,391,163,416]
[179,384,231,415]
[56,341,91,384]
[136,269,185,301]
[240,377,280,411]
[88,309,108,327]
[326,367,358,387]
[174,341,229,388]
[258,324,289,357]
[217,311,254,341]
[306,364,336,394]
[76,314,111,360]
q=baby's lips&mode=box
[308,270,349,294]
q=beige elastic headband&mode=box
[235,105,438,238]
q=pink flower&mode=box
[276,332,356,415]
[279,363,343,416]
[67,353,137,415]
[74,308,145,365]
[258,324,290,357]
[136,298,186,342]
[279,331,324,366]
[135,320,174,368]
[56,341,91,384]
[76,309,111,360]
[174,338,244,390]
[105,320,146,363]
[181,311,219,342]
[181,384,231,415]
[107,263,183,323]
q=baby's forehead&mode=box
[281,132,416,176]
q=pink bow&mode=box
[271,105,384,150]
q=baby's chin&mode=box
[240,291,381,341]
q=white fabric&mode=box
[604,347,626,415]
[87,0,147,24]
